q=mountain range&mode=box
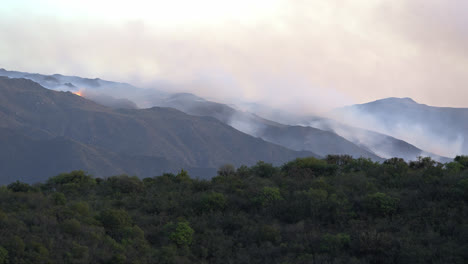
[0,68,460,183]
[0,77,312,184]
[146,92,451,162]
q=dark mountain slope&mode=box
[0,126,214,185]
[0,69,399,160]
[153,93,384,160]
[0,77,313,183]
[1,69,451,162]
[259,125,384,159]
[0,128,123,183]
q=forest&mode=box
[0,155,467,264]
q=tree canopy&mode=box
[0,155,467,263]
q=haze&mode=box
[1,0,468,112]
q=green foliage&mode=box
[259,225,281,243]
[454,155,468,168]
[106,175,143,193]
[169,221,194,247]
[6,236,25,259]
[251,161,278,178]
[7,181,31,192]
[282,157,337,176]
[306,187,328,203]
[445,161,464,173]
[109,253,126,264]
[409,156,438,169]
[384,157,408,169]
[70,201,90,216]
[51,192,66,205]
[99,209,132,233]
[0,157,467,263]
[199,192,226,212]
[326,154,353,166]
[71,242,89,260]
[346,157,378,172]
[0,247,8,264]
[456,178,468,200]
[61,218,81,236]
[320,233,350,253]
[256,186,283,206]
[364,192,399,216]
[175,169,191,183]
[46,170,96,193]
[217,164,236,176]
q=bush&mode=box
[199,192,226,212]
[282,157,337,176]
[99,209,132,239]
[61,219,81,236]
[169,221,194,247]
[454,155,468,168]
[256,187,283,206]
[0,246,8,264]
[217,164,236,177]
[70,201,89,216]
[51,192,67,205]
[7,181,31,192]
[320,233,350,253]
[46,171,96,192]
[106,175,143,193]
[364,192,399,216]
[252,161,278,178]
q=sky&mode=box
[1,0,468,112]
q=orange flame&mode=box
[73,91,83,97]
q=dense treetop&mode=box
[0,155,467,264]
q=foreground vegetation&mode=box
[0,155,467,264]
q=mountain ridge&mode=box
[0,77,314,183]
[332,97,468,158]
[0,68,456,162]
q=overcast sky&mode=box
[1,0,467,112]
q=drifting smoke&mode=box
[228,113,264,137]
[3,0,468,111]
[328,99,467,158]
[1,1,468,159]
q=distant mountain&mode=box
[0,68,166,109]
[0,68,135,91]
[301,117,451,162]
[332,97,468,158]
[152,93,384,160]
[0,77,313,183]
[249,101,451,162]
[158,93,453,162]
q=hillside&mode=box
[0,77,313,183]
[0,69,453,162]
[333,97,468,157]
[153,93,384,160]
[0,68,163,109]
